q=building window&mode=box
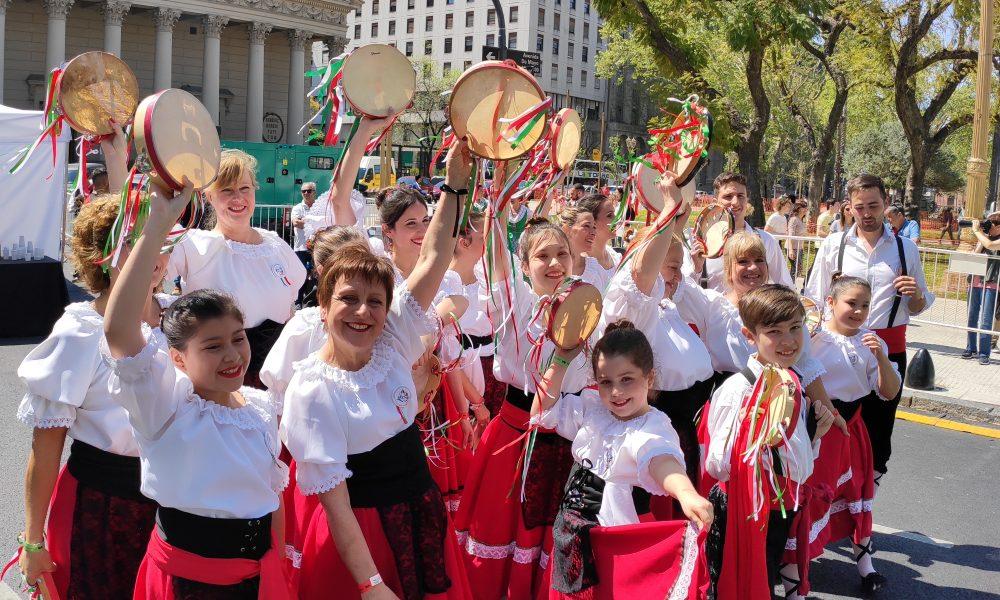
[536,33,544,52]
[594,76,600,90]
[585,0,590,14]
[371,23,378,36]
[407,0,414,7]
[354,8,359,17]
[389,21,396,34]
[486,33,495,46]
[447,0,455,4]
[354,24,361,38]
[443,61,452,73]
[390,0,397,11]
[510,6,518,23]
[568,42,574,59]
[425,39,432,54]
[444,37,452,53]
[538,7,545,25]
[582,46,588,62]
[509,32,517,49]
[553,37,559,56]
[554,13,561,30]
[445,13,453,28]
[464,35,473,52]
[581,70,587,87]
[583,22,589,39]
[426,0,433,6]
[550,66,558,84]
[570,0,576,9]
[372,0,379,13]
[405,41,413,56]
[406,18,414,32]
[569,18,575,34]
[465,11,473,26]
[425,15,433,30]
[487,8,495,25]
[567,67,573,83]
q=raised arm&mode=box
[99,123,130,193]
[632,171,685,294]
[530,345,583,416]
[405,140,471,309]
[329,117,392,226]
[104,181,194,358]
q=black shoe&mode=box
[861,572,887,596]
[961,350,975,359]
[979,356,991,365]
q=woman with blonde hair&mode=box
[165,149,306,387]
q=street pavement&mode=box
[0,283,997,598]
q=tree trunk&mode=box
[833,110,846,204]
[904,148,929,219]
[739,144,767,227]
[740,42,770,228]
[987,116,1000,212]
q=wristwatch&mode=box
[358,572,383,594]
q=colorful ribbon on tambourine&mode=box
[496,96,552,150]
[647,95,711,169]
[7,67,65,177]
[302,54,348,146]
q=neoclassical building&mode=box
[0,0,355,143]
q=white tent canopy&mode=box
[0,104,70,261]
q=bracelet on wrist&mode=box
[440,184,468,198]
[552,354,571,368]
[18,533,45,553]
[358,572,383,594]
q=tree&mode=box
[396,58,459,175]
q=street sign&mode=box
[481,46,543,77]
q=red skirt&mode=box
[547,521,709,600]
[422,380,473,515]
[453,399,554,600]
[827,409,875,545]
[282,461,320,594]
[133,528,290,599]
[480,356,508,418]
[694,401,717,498]
[46,462,157,599]
[296,486,472,600]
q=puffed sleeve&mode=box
[538,390,590,441]
[16,310,102,429]
[631,411,686,496]
[164,234,190,284]
[104,333,184,441]
[601,268,663,336]
[434,270,466,308]
[385,283,439,365]
[260,307,324,415]
[793,332,826,388]
[704,374,746,483]
[279,365,353,495]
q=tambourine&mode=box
[801,297,822,337]
[341,43,416,118]
[448,60,548,160]
[58,51,139,136]
[550,108,582,170]
[418,354,443,409]
[669,111,713,187]
[133,89,221,191]
[629,156,686,219]
[546,279,602,350]
[757,366,802,448]
[693,204,735,259]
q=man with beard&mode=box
[805,174,934,492]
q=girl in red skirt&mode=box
[781,276,900,599]
[454,216,596,600]
[104,180,291,600]
[13,188,168,599]
[279,140,473,600]
[534,321,714,599]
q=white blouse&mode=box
[280,285,438,496]
[487,266,593,394]
[259,306,327,414]
[106,334,287,519]
[581,256,612,292]
[705,357,816,485]
[540,390,685,527]
[600,269,714,391]
[165,228,306,328]
[810,328,897,403]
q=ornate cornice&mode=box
[202,14,229,38]
[222,0,350,26]
[42,0,74,18]
[100,0,131,26]
[248,22,272,45]
[153,7,181,32]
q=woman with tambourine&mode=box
[164,150,306,388]
[577,192,623,279]
[558,206,610,290]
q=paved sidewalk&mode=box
[903,321,1000,424]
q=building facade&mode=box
[0,0,355,143]
[344,0,655,156]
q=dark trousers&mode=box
[295,250,313,306]
[861,350,906,474]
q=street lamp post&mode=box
[962,0,995,227]
[491,0,507,60]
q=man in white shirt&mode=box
[684,172,794,291]
[291,182,317,303]
[764,195,793,236]
[805,173,934,484]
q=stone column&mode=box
[246,22,271,142]
[153,8,180,91]
[0,0,11,104]
[101,0,130,57]
[43,0,74,72]
[286,29,310,144]
[201,14,228,126]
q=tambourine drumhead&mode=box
[761,367,800,447]
[550,108,582,170]
[58,51,139,136]
[341,44,416,118]
[632,159,664,214]
[448,60,547,160]
[134,89,221,191]
[694,204,734,259]
[547,281,602,350]
[418,354,443,408]
[802,297,822,336]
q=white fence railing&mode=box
[250,202,383,242]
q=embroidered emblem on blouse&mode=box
[392,386,411,408]
[271,263,293,287]
[848,351,859,366]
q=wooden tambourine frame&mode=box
[448,60,548,160]
[341,43,416,118]
[547,279,602,350]
[133,88,221,191]
[693,204,735,259]
[801,297,822,337]
[58,51,139,136]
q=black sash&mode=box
[505,385,534,413]
[552,461,605,594]
[156,507,272,560]
[460,333,493,350]
[345,423,435,508]
[830,392,877,422]
[66,439,150,502]
[244,319,286,386]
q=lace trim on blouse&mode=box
[223,228,286,259]
[16,395,74,429]
[294,337,394,392]
[299,467,352,496]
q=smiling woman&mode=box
[165,149,307,388]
